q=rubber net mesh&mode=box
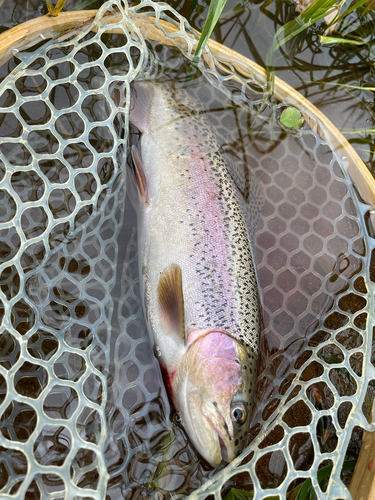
[0,1,375,499]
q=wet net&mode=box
[0,1,374,499]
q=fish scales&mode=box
[143,85,258,349]
[129,82,260,466]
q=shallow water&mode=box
[0,1,374,499]
[1,0,374,168]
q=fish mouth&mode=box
[202,405,230,466]
[202,416,230,465]
[218,434,229,464]
[183,383,233,467]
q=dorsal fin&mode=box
[226,155,265,246]
[158,264,185,345]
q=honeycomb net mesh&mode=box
[0,1,374,499]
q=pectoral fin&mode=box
[158,264,185,344]
[129,83,154,133]
[130,145,149,205]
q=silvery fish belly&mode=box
[128,82,260,467]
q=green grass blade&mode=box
[320,35,366,43]
[195,0,228,58]
[341,127,375,133]
[185,0,228,84]
[298,0,338,18]
[269,0,369,55]
[266,0,338,81]
[46,0,67,16]
[321,82,375,90]
[333,0,370,23]
[295,460,357,500]
[266,0,344,87]
[273,0,338,49]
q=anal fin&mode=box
[158,264,185,345]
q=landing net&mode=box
[0,1,374,499]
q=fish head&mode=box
[174,330,255,468]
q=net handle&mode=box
[0,9,374,210]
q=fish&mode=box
[128,81,262,467]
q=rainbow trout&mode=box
[128,82,260,467]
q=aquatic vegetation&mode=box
[279,107,304,127]
[46,0,67,16]
[223,460,357,499]
[193,0,228,59]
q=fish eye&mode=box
[231,404,247,425]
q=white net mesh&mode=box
[0,1,374,499]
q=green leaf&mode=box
[195,0,228,59]
[185,0,228,83]
[320,35,365,44]
[280,107,304,128]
